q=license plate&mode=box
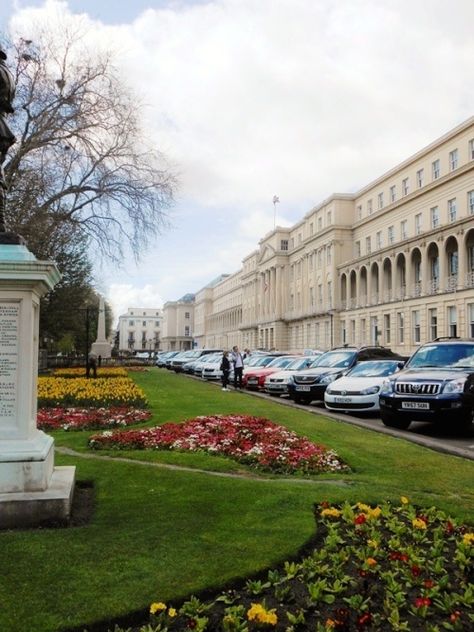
[248,378,257,383]
[335,397,352,403]
[296,385,311,391]
[401,401,430,410]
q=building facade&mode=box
[186,118,474,355]
[117,308,163,354]
[161,294,195,351]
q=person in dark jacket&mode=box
[220,351,231,391]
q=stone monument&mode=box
[0,45,75,528]
[90,295,111,359]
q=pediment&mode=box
[257,244,276,263]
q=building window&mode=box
[280,239,289,250]
[341,321,346,345]
[448,198,457,222]
[390,185,396,203]
[448,251,458,276]
[469,139,474,160]
[468,191,474,214]
[129,320,134,326]
[142,320,146,326]
[447,306,457,337]
[327,210,332,224]
[468,304,474,337]
[318,285,323,305]
[402,178,409,196]
[367,199,373,214]
[377,192,384,210]
[360,318,366,344]
[388,225,394,244]
[384,314,391,344]
[327,245,332,264]
[415,213,422,235]
[366,236,371,255]
[309,223,313,236]
[449,148,458,171]
[416,168,424,188]
[430,206,439,228]
[185,312,190,319]
[397,312,405,344]
[185,326,190,336]
[428,308,437,340]
[327,281,332,307]
[400,220,407,240]
[309,286,314,306]
[356,204,362,220]
[350,320,356,343]
[318,217,322,231]
[412,310,421,344]
[376,231,382,250]
[298,233,302,244]
[355,241,361,257]
[432,159,440,180]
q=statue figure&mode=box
[0,46,16,233]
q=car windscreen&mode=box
[267,356,297,368]
[312,351,357,368]
[346,360,402,377]
[407,343,474,369]
[287,357,317,370]
[252,356,277,367]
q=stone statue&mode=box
[0,46,16,234]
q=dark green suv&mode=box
[379,338,474,433]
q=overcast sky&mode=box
[3,0,474,324]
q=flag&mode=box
[273,195,280,204]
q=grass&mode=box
[1,368,473,632]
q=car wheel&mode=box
[454,408,474,435]
[380,411,411,430]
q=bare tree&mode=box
[4,31,176,261]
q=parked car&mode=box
[170,349,222,372]
[202,356,235,381]
[324,359,405,413]
[156,351,180,368]
[287,346,403,405]
[243,355,301,390]
[264,355,323,396]
[192,353,222,377]
[379,337,474,432]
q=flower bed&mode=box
[88,414,347,475]
[53,367,128,378]
[37,407,151,431]
[37,376,148,408]
[117,499,474,631]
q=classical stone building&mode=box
[117,308,163,354]
[161,294,195,351]
[186,118,474,355]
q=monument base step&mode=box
[0,466,76,529]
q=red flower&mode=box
[411,565,422,577]
[357,612,372,628]
[423,579,435,589]
[354,514,367,525]
[414,597,431,608]
[450,610,462,622]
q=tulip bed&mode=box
[53,367,128,378]
[88,414,348,475]
[37,376,148,408]
[37,406,151,431]
[117,499,474,632]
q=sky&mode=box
[2,0,474,325]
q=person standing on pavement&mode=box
[231,345,246,389]
[220,351,231,390]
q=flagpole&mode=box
[272,195,280,230]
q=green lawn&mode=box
[1,368,473,632]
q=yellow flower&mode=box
[412,518,427,530]
[401,496,409,504]
[356,502,371,513]
[367,539,379,549]
[247,603,277,625]
[367,507,382,520]
[150,602,167,615]
[462,532,474,546]
[168,607,177,617]
[366,557,377,567]
[321,507,342,518]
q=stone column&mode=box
[91,295,112,359]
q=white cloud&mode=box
[7,0,474,310]
[107,283,164,325]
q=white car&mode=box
[264,355,323,396]
[324,359,404,413]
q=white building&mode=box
[117,308,163,354]
[161,294,195,351]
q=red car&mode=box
[243,356,300,390]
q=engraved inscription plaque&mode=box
[0,302,19,423]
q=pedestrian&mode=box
[220,351,230,391]
[88,353,97,378]
[231,345,246,389]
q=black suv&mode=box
[379,338,474,432]
[287,346,402,405]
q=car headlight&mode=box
[380,380,394,395]
[443,379,466,394]
[320,373,339,385]
[361,386,380,395]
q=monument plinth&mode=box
[0,243,76,528]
